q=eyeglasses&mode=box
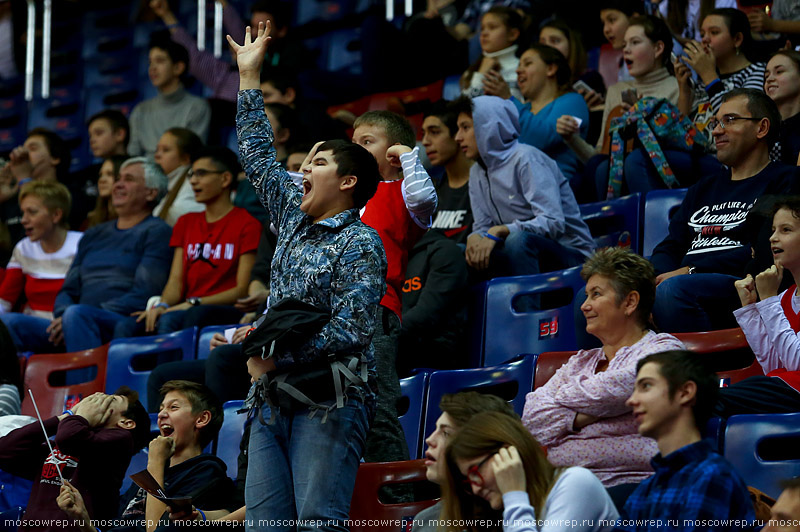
[188,169,224,178]
[708,115,763,130]
[462,453,497,490]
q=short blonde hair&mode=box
[18,181,72,228]
[580,247,656,327]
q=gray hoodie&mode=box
[468,96,594,258]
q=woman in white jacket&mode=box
[440,411,619,532]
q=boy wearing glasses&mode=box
[650,88,798,333]
[116,146,261,338]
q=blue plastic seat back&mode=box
[0,506,25,532]
[398,372,429,460]
[723,413,800,499]
[579,193,642,254]
[442,75,461,101]
[422,355,536,443]
[215,400,248,480]
[294,0,357,26]
[704,417,726,453]
[106,327,198,410]
[197,325,239,360]
[642,189,687,256]
[482,267,584,367]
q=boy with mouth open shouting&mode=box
[229,21,386,531]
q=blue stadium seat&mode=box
[84,86,142,122]
[479,266,585,367]
[0,112,26,155]
[442,75,461,101]
[0,506,24,532]
[421,355,536,442]
[106,328,198,409]
[723,413,800,499]
[83,52,141,89]
[398,372,429,460]
[705,417,726,453]
[579,193,642,254]
[642,188,688,257]
[197,324,238,360]
[215,400,248,480]
[294,0,358,26]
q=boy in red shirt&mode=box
[352,111,437,467]
[117,147,261,337]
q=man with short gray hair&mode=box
[46,157,173,351]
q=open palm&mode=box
[226,21,272,74]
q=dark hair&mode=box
[721,88,782,145]
[780,477,800,492]
[705,8,755,60]
[770,195,800,221]
[87,109,130,149]
[353,110,416,148]
[484,6,524,34]
[666,0,714,40]
[598,0,644,17]
[539,18,586,83]
[581,247,656,329]
[159,380,223,449]
[86,155,126,228]
[148,33,190,70]
[316,139,380,209]
[636,350,718,432]
[265,102,296,135]
[27,128,70,180]
[194,146,241,190]
[439,392,517,429]
[423,101,459,138]
[114,386,151,452]
[259,65,298,94]
[251,0,291,29]
[442,412,555,532]
[524,43,573,94]
[447,95,474,120]
[164,127,204,163]
[628,15,674,69]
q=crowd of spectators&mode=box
[2,0,800,529]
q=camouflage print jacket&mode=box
[236,89,387,375]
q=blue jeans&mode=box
[595,148,724,200]
[653,273,740,333]
[489,231,586,279]
[114,310,189,338]
[0,313,55,352]
[61,304,128,351]
[245,396,371,531]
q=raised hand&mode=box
[491,446,526,495]
[734,274,757,307]
[682,41,717,85]
[386,145,412,169]
[226,21,272,77]
[483,69,511,99]
[755,264,784,300]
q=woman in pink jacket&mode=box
[523,247,684,505]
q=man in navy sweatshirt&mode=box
[651,89,799,333]
[47,157,173,351]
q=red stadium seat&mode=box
[349,460,438,532]
[22,344,108,419]
[533,351,576,389]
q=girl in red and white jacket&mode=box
[723,196,800,416]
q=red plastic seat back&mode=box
[534,351,576,389]
[22,344,108,418]
[349,460,438,532]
